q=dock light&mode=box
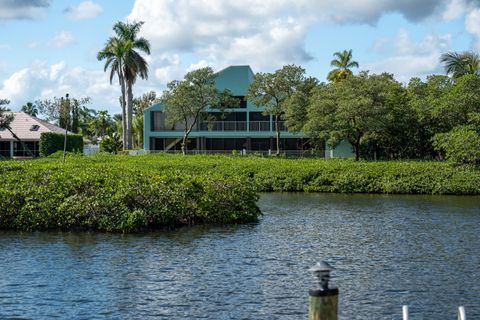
[309,261,334,291]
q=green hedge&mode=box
[1,154,479,232]
[39,132,84,157]
[0,157,260,232]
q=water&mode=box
[0,193,479,319]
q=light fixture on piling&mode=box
[309,261,334,291]
[308,261,339,320]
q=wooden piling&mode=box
[308,288,339,320]
[458,306,466,320]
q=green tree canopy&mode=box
[247,64,307,155]
[304,72,404,160]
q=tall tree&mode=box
[327,49,359,82]
[133,90,160,115]
[37,96,90,130]
[98,21,151,150]
[305,72,402,160]
[0,99,14,130]
[97,36,128,149]
[89,110,114,138]
[247,65,306,155]
[162,67,236,155]
[21,102,39,117]
[440,51,480,78]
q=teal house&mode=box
[143,65,353,157]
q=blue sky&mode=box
[0,0,479,114]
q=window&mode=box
[0,141,10,157]
[151,111,165,131]
[30,125,40,131]
[13,141,39,157]
[150,137,164,150]
[205,138,246,151]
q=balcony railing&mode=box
[199,121,247,131]
[162,120,289,132]
[249,121,271,131]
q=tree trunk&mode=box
[119,73,127,150]
[353,138,361,161]
[274,115,281,156]
[63,123,68,163]
[354,145,360,161]
[182,134,187,156]
[126,81,134,150]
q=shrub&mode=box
[39,132,84,157]
[100,133,123,154]
[432,126,480,165]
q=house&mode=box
[143,65,353,157]
[0,112,66,158]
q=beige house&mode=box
[0,112,66,157]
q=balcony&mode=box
[197,120,288,132]
[199,121,247,131]
[249,121,271,131]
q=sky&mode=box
[0,0,479,114]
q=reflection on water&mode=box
[0,193,479,319]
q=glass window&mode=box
[0,141,10,157]
[13,141,39,157]
[151,111,165,131]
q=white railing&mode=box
[199,121,247,131]
[249,121,270,131]
[402,305,466,320]
[83,144,100,156]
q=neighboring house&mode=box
[143,65,354,157]
[0,112,66,158]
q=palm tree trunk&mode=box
[119,75,127,150]
[126,81,134,150]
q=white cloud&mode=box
[127,0,316,71]
[442,0,469,20]
[48,31,74,48]
[366,30,452,81]
[126,0,468,74]
[64,1,103,20]
[465,8,480,49]
[0,61,122,113]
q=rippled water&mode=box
[0,193,479,319]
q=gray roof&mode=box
[0,112,67,141]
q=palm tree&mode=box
[97,36,128,149]
[98,21,150,150]
[114,21,150,150]
[440,51,480,78]
[90,110,113,138]
[21,102,38,117]
[327,49,359,82]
